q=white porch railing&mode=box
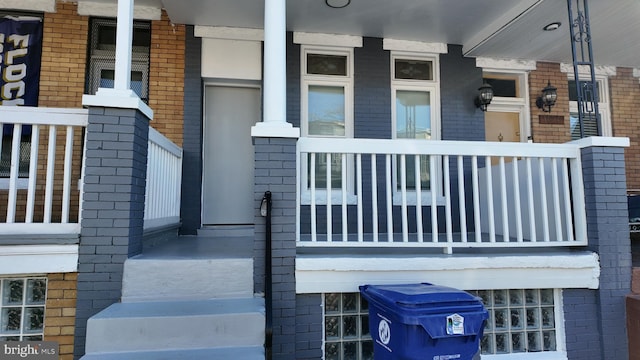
[0,106,88,235]
[296,138,587,253]
[144,127,183,230]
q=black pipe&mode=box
[263,191,273,360]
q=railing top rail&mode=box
[0,106,88,126]
[148,126,183,157]
[297,137,582,158]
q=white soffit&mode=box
[476,57,536,71]
[77,1,161,20]
[296,252,600,294]
[0,0,55,12]
[383,39,447,54]
[195,26,263,41]
[294,32,362,48]
[0,245,78,275]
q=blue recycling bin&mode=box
[360,283,488,360]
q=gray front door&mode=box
[202,85,259,225]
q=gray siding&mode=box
[180,25,203,235]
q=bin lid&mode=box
[360,283,489,338]
[360,283,481,308]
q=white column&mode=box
[82,0,153,119]
[113,0,134,92]
[251,0,299,138]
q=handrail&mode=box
[261,191,273,360]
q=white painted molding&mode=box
[0,245,78,275]
[0,0,55,12]
[560,63,617,77]
[77,1,161,20]
[569,136,630,148]
[383,39,447,54]
[194,26,264,41]
[476,57,537,71]
[293,32,362,48]
[634,68,640,79]
[83,89,154,121]
[296,252,600,293]
[251,122,300,138]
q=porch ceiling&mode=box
[82,0,640,68]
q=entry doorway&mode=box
[202,85,260,225]
[485,110,525,166]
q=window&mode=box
[301,47,354,203]
[391,54,440,203]
[323,292,373,360]
[323,289,564,360]
[568,78,611,140]
[469,289,563,356]
[86,18,150,102]
[0,278,47,341]
[0,125,31,178]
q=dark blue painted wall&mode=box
[179,26,203,235]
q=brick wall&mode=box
[253,137,297,359]
[628,294,640,360]
[44,272,78,360]
[295,294,323,359]
[39,2,88,108]
[610,67,640,190]
[529,62,571,144]
[149,11,186,147]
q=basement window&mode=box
[0,277,47,341]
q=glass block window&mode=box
[86,18,151,103]
[323,293,373,360]
[469,289,558,355]
[0,278,47,341]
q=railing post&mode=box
[74,106,150,358]
[564,137,630,360]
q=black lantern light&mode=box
[475,82,494,112]
[536,80,558,112]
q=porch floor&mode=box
[140,234,254,259]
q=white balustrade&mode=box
[144,127,182,230]
[0,106,88,235]
[296,138,588,253]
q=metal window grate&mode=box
[87,18,150,103]
[0,278,47,341]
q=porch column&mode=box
[563,137,631,360]
[251,0,300,138]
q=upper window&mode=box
[391,53,440,202]
[568,78,611,140]
[301,47,354,202]
[86,18,150,103]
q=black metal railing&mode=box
[261,191,273,360]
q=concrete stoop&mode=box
[81,236,264,360]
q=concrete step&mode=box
[80,346,264,360]
[122,256,253,302]
[85,298,265,354]
[198,225,254,237]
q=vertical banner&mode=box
[0,15,43,106]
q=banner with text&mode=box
[0,15,43,106]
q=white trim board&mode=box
[0,245,78,275]
[296,252,600,293]
[0,0,54,12]
[77,1,161,20]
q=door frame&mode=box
[201,80,262,227]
